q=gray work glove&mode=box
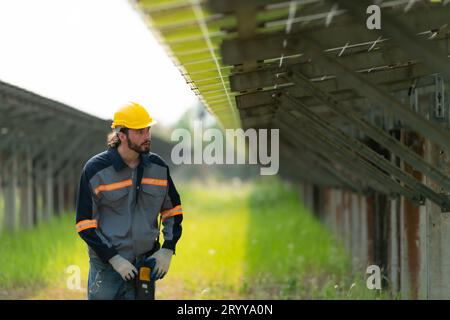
[149,248,173,280]
[109,254,138,281]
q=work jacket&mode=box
[75,147,183,263]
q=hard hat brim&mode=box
[111,119,158,129]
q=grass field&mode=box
[0,178,390,299]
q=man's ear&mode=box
[117,132,126,142]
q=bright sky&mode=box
[0,0,200,125]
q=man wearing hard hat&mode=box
[75,102,183,300]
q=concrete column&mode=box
[324,187,333,231]
[399,130,427,299]
[373,193,389,289]
[57,173,65,215]
[351,193,361,270]
[359,195,368,269]
[425,137,450,299]
[3,153,18,231]
[388,198,400,294]
[68,167,78,212]
[366,194,375,265]
[45,156,54,219]
[34,166,44,224]
[343,191,352,253]
[331,188,339,236]
[19,152,34,229]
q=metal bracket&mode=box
[409,80,419,113]
[395,83,419,129]
[431,74,448,122]
[440,194,450,213]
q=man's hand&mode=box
[149,248,173,280]
[109,254,138,281]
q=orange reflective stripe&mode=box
[161,205,183,221]
[141,178,168,187]
[76,219,98,232]
[161,205,182,216]
[95,179,132,195]
[161,210,183,221]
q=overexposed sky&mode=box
[0,0,199,125]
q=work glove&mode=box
[109,254,138,281]
[149,248,173,280]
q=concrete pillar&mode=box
[67,167,77,212]
[388,198,401,294]
[34,167,44,224]
[373,193,389,289]
[359,195,368,268]
[351,193,361,270]
[388,136,402,295]
[19,152,34,229]
[0,158,3,230]
[343,191,352,253]
[425,137,450,299]
[399,195,412,299]
[57,174,65,215]
[335,189,343,239]
[3,153,18,231]
[366,194,375,265]
[322,187,332,230]
[333,188,340,236]
[399,130,427,299]
[45,156,54,219]
[313,185,323,219]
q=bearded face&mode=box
[119,127,152,154]
[126,135,151,154]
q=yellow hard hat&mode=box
[111,102,157,129]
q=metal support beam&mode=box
[278,93,450,211]
[207,0,286,13]
[287,68,450,193]
[279,134,365,192]
[220,8,450,65]
[274,105,405,195]
[336,0,450,78]
[279,140,344,187]
[0,82,109,128]
[276,113,407,197]
[234,72,439,113]
[293,35,450,153]
[230,60,438,93]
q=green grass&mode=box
[164,177,392,299]
[0,213,89,290]
[0,178,392,299]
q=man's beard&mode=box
[126,137,151,154]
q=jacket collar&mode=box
[107,147,151,171]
